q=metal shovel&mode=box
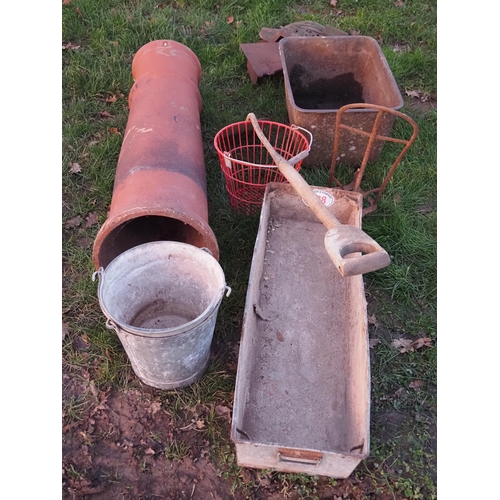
[247,113,391,277]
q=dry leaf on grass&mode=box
[62,323,69,341]
[62,0,71,4]
[108,127,121,135]
[69,162,81,173]
[144,448,155,455]
[394,387,405,399]
[195,419,205,429]
[106,94,117,103]
[369,338,381,349]
[62,42,80,50]
[215,405,231,421]
[391,338,413,352]
[99,111,113,118]
[330,0,338,6]
[391,337,432,353]
[409,380,424,389]
[227,15,234,24]
[411,337,432,350]
[64,215,83,228]
[368,314,378,326]
[395,0,404,6]
[85,212,99,228]
[78,237,92,249]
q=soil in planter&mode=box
[290,64,364,110]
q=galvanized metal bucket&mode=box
[93,241,230,390]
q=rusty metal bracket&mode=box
[327,103,419,216]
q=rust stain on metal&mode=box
[240,43,282,84]
[328,103,419,215]
[280,36,404,167]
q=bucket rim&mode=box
[95,241,227,338]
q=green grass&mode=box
[63,0,436,497]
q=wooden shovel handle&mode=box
[246,113,339,230]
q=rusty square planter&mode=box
[280,36,403,167]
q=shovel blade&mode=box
[325,226,391,277]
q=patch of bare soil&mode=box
[62,367,409,499]
[404,95,437,114]
[62,377,241,500]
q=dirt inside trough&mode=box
[289,65,365,110]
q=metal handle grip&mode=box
[278,448,323,466]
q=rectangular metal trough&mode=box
[280,36,403,167]
[231,183,370,478]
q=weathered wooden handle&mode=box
[246,113,339,230]
[247,113,391,277]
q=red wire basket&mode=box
[214,118,312,215]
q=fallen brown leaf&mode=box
[85,212,99,228]
[69,162,81,173]
[409,379,424,389]
[62,323,69,341]
[215,405,231,421]
[72,335,90,352]
[395,0,404,6]
[99,111,113,118]
[391,338,413,353]
[330,0,338,6]
[62,0,71,4]
[368,314,378,326]
[394,387,405,399]
[405,89,421,99]
[106,94,117,103]
[195,419,205,429]
[369,338,381,349]
[108,127,121,135]
[227,15,234,24]
[276,331,284,342]
[392,337,432,353]
[410,337,432,350]
[64,215,83,228]
[77,237,92,249]
[62,42,80,50]
[144,448,155,455]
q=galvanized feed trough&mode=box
[231,183,370,478]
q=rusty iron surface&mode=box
[240,43,282,84]
[259,21,347,42]
[328,103,419,216]
[93,40,219,269]
[279,36,403,167]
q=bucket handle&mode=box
[288,124,313,166]
[92,267,119,332]
[200,248,232,297]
